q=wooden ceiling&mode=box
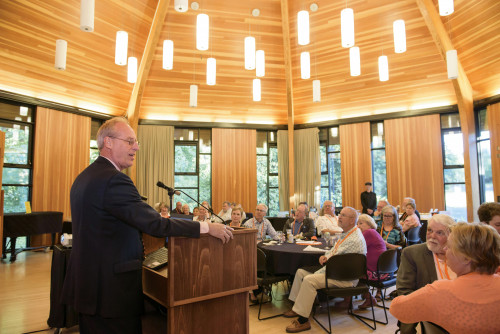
[0,0,498,125]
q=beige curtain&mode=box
[136,125,175,208]
[294,128,321,209]
[277,130,290,211]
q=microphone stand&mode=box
[175,189,225,224]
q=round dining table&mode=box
[257,239,329,275]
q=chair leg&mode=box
[311,294,332,334]
[348,293,377,330]
[257,284,285,321]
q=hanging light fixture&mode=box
[253,79,261,102]
[80,0,94,32]
[127,57,137,83]
[174,0,188,12]
[244,36,256,70]
[349,46,360,76]
[313,80,321,102]
[190,84,198,107]
[256,50,265,77]
[378,55,389,82]
[438,0,454,16]
[55,39,67,70]
[301,52,310,79]
[115,31,128,66]
[393,20,406,53]
[207,57,216,85]
[196,14,209,51]
[341,8,354,48]
[446,49,458,79]
[297,10,310,46]
[163,40,174,70]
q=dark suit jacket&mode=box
[282,218,316,238]
[396,243,438,333]
[61,156,200,318]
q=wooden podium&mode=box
[143,228,257,333]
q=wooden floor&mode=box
[0,250,400,334]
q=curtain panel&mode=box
[277,130,290,211]
[294,128,321,210]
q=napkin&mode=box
[303,245,328,253]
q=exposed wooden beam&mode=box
[125,0,170,183]
[280,0,296,210]
[416,0,479,221]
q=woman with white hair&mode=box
[391,223,500,333]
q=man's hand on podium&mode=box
[208,223,234,244]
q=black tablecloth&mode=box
[258,240,327,275]
[4,212,63,237]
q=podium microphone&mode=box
[156,181,181,195]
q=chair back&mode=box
[406,225,421,244]
[257,248,267,273]
[325,253,366,281]
[377,249,398,275]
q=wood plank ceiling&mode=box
[0,0,498,125]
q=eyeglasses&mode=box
[109,136,139,147]
[339,213,355,218]
[383,214,394,218]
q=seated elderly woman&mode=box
[478,202,500,234]
[155,202,170,218]
[401,201,421,233]
[378,205,406,249]
[193,206,211,223]
[227,207,244,227]
[181,203,191,216]
[390,223,500,333]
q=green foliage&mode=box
[328,152,342,206]
[372,150,388,201]
[175,144,197,173]
[0,125,30,164]
[2,185,29,213]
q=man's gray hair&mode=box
[96,117,129,150]
[429,214,456,234]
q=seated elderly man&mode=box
[174,201,183,214]
[478,202,500,234]
[396,214,457,334]
[283,207,367,333]
[243,203,278,242]
[214,201,232,223]
[282,204,316,239]
[315,200,342,237]
[373,200,390,227]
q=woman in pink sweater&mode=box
[390,223,500,333]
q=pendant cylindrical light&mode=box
[55,39,67,70]
[80,0,94,32]
[174,0,188,12]
[163,40,174,70]
[207,57,216,85]
[349,46,360,76]
[244,36,256,70]
[378,55,389,82]
[189,84,198,107]
[446,49,458,79]
[127,57,137,83]
[256,50,265,77]
[438,0,454,16]
[313,80,321,102]
[115,31,128,66]
[253,79,261,102]
[300,52,310,79]
[393,20,406,53]
[196,14,209,51]
[341,8,355,48]
[297,10,310,46]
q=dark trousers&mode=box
[79,313,141,334]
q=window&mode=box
[319,127,342,208]
[257,131,279,216]
[0,100,35,249]
[371,121,387,201]
[90,119,103,164]
[476,108,493,202]
[173,129,211,210]
[440,114,466,221]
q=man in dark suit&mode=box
[282,203,316,238]
[61,117,232,334]
[396,214,456,333]
[360,182,377,216]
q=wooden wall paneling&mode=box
[487,102,500,202]
[340,122,372,211]
[212,129,257,215]
[31,107,90,246]
[385,114,445,213]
